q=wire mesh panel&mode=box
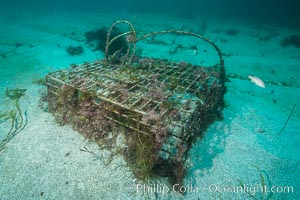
[45,20,226,186]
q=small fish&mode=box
[256,128,266,133]
[248,75,265,88]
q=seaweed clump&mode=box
[46,81,169,182]
[280,35,300,48]
[237,165,273,200]
[225,28,240,36]
[0,88,28,152]
[66,45,84,56]
[85,27,128,55]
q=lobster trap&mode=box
[45,20,226,184]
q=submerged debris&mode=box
[45,20,226,188]
[280,35,300,48]
[277,104,296,136]
[66,45,84,56]
[85,26,128,55]
[225,28,240,36]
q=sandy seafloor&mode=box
[0,11,299,200]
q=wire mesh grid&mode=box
[46,58,222,136]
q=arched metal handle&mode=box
[105,20,137,64]
[136,30,225,83]
[105,21,225,83]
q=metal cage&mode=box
[45,20,226,184]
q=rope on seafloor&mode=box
[277,104,296,136]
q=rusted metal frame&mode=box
[128,65,194,114]
[105,116,149,135]
[93,92,146,116]
[54,63,98,79]
[178,74,203,110]
[46,75,71,87]
[91,101,152,135]
[136,30,224,84]
[86,70,130,93]
[105,20,137,65]
[106,78,149,104]
[120,66,168,108]
[93,71,135,85]
[156,70,202,117]
[46,83,151,135]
